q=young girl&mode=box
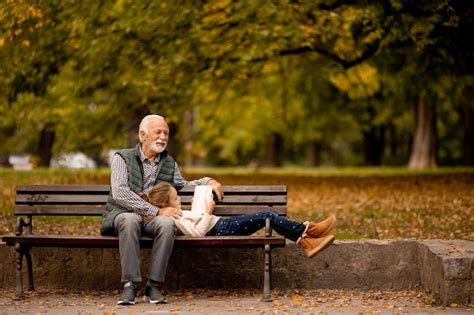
[140,182,336,258]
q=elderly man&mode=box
[101,114,222,305]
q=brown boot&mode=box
[297,234,335,258]
[305,215,336,238]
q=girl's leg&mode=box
[215,212,306,242]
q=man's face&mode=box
[141,118,169,154]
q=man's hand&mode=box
[207,179,223,201]
[158,207,182,219]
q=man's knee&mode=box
[114,212,140,232]
[151,216,176,235]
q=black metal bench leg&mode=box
[261,217,273,302]
[261,243,273,302]
[25,248,34,291]
[14,243,24,300]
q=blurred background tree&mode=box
[0,0,472,168]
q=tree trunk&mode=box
[125,107,150,148]
[166,120,181,163]
[306,140,321,167]
[264,132,283,167]
[166,110,201,166]
[462,87,474,166]
[92,154,108,167]
[388,122,398,157]
[362,125,385,166]
[37,123,56,167]
[408,97,438,169]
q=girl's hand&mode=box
[204,196,215,214]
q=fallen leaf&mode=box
[291,295,304,302]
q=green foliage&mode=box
[0,0,471,167]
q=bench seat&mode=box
[2,235,286,248]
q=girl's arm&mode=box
[191,192,217,236]
[176,190,217,237]
[192,213,217,236]
[176,212,216,237]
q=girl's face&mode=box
[168,187,181,209]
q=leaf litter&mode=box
[1,288,472,313]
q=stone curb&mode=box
[0,239,472,305]
[419,239,474,305]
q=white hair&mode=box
[139,114,165,135]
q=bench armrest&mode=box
[16,216,32,236]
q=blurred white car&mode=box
[50,152,97,169]
[8,155,33,171]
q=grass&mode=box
[1,167,473,240]
[182,166,474,176]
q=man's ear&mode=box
[139,130,146,142]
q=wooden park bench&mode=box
[1,184,287,301]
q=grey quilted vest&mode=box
[100,144,175,235]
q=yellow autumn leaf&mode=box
[291,295,304,302]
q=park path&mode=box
[0,288,471,314]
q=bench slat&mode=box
[14,205,105,215]
[16,194,109,204]
[16,185,287,194]
[16,185,110,193]
[14,205,287,216]
[2,235,286,248]
[16,194,286,205]
[186,206,287,216]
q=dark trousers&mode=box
[208,211,306,242]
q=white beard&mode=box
[149,141,167,154]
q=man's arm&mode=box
[173,162,223,201]
[173,162,212,187]
[110,154,159,217]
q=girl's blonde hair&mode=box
[139,181,173,207]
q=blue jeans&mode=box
[208,211,306,242]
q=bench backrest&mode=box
[15,185,287,217]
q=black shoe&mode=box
[117,281,136,305]
[143,281,168,304]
